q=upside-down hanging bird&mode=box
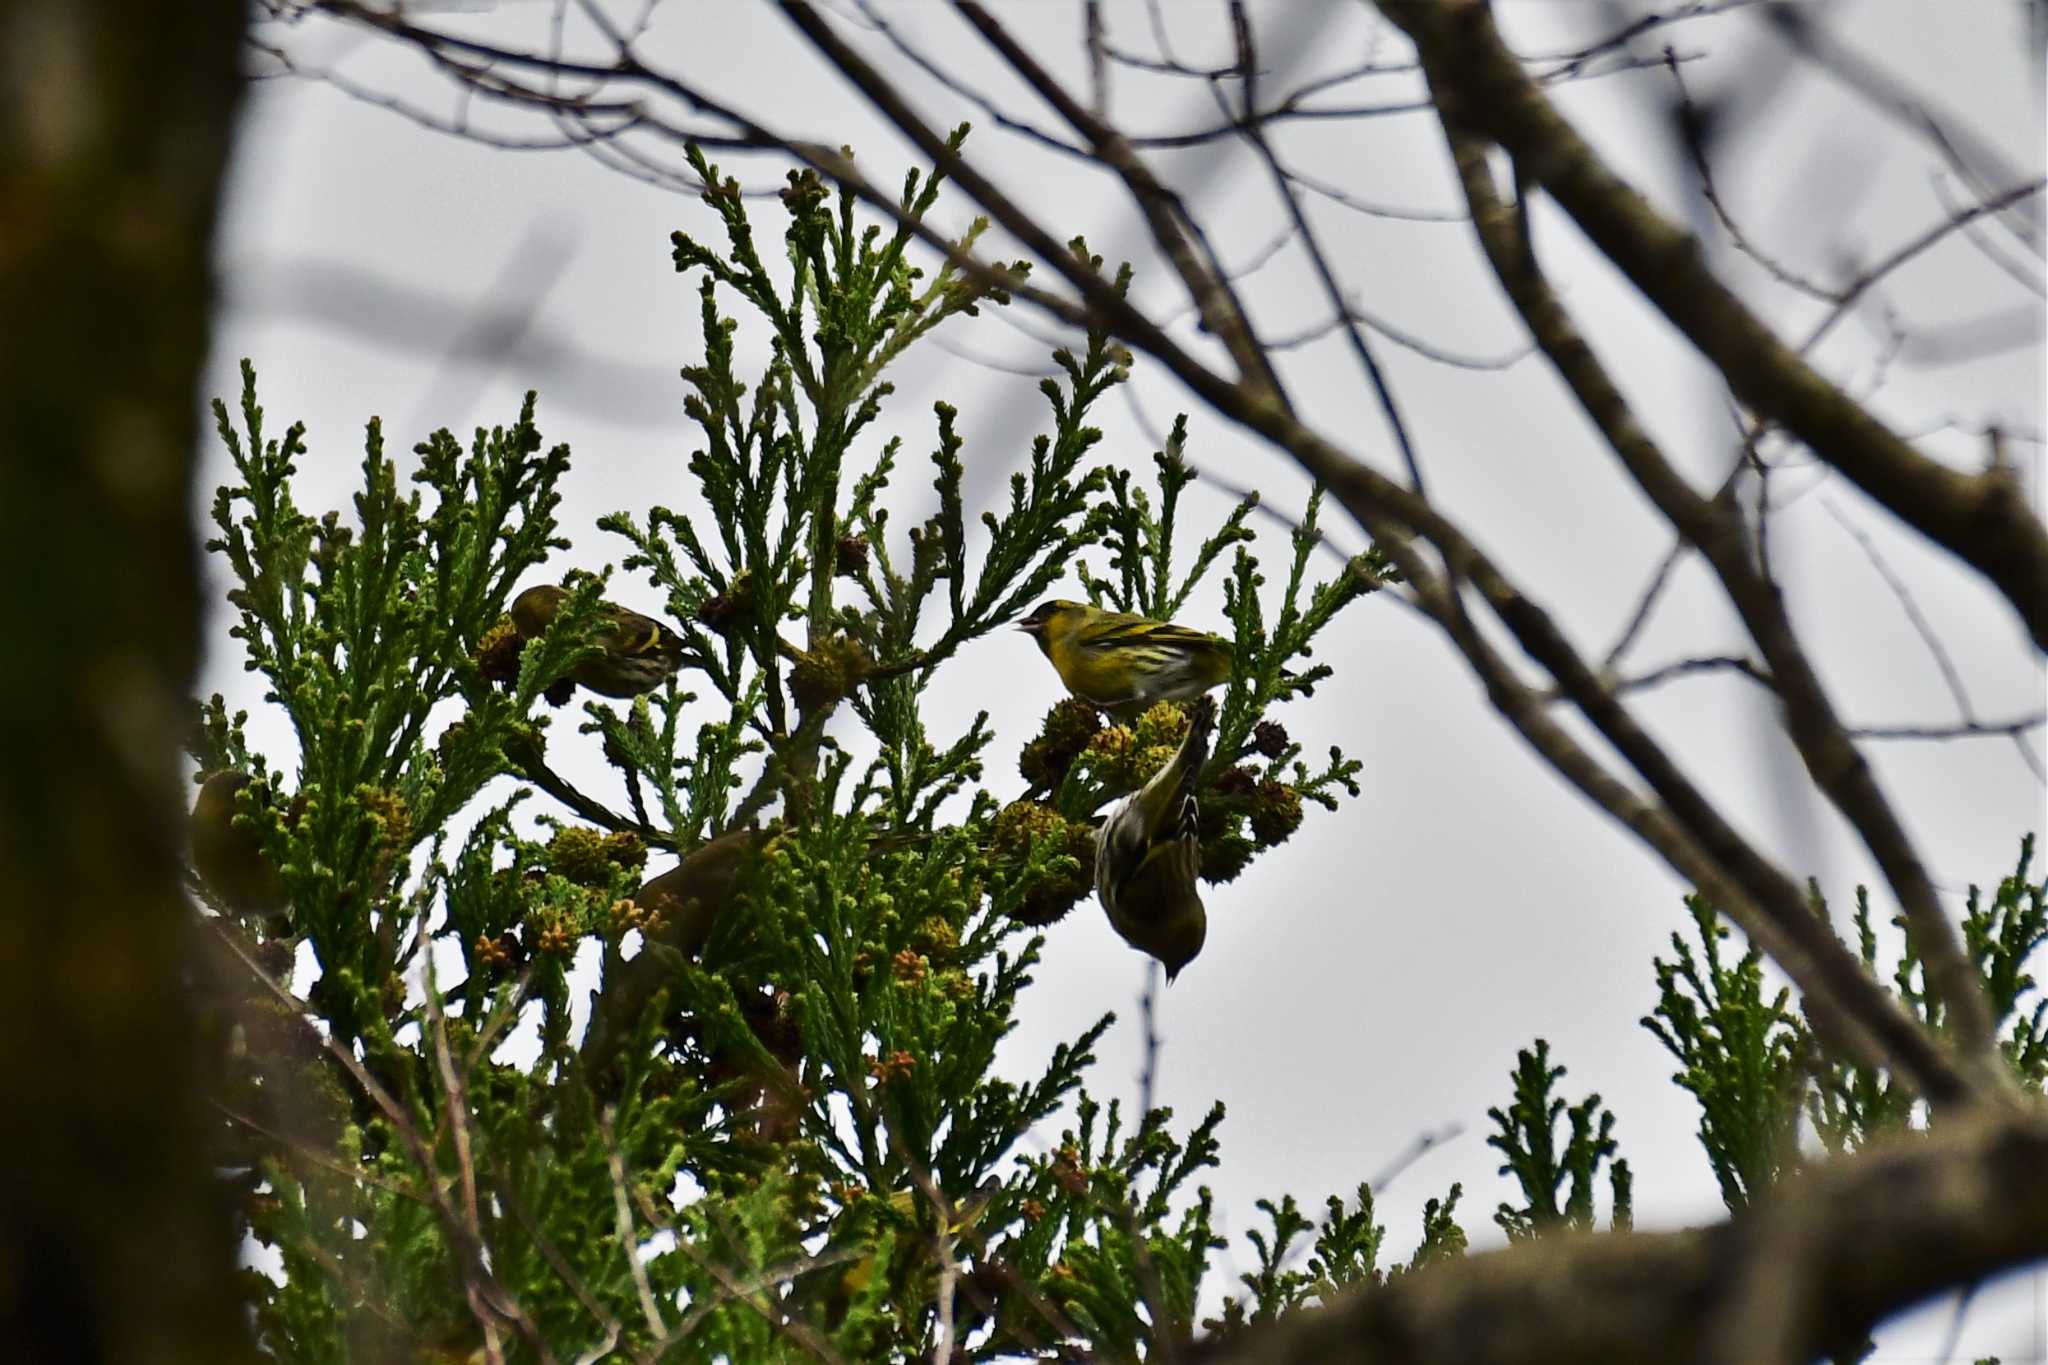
[1093,694,1214,980]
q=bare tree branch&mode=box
[945,0,1291,405]
[1229,2,1428,494]
[1763,3,2044,247]
[1376,0,2048,650]
[768,0,1983,1104]
[1423,61,2000,1073]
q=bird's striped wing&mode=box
[1074,614,1219,655]
[1072,615,1226,710]
[604,608,685,663]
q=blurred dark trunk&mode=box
[0,2,253,1359]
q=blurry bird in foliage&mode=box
[631,826,779,960]
[190,771,288,931]
[812,1177,1003,1329]
[1016,599,1230,722]
[579,826,806,1141]
[509,582,685,699]
[1093,695,1214,980]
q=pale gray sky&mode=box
[208,2,2045,1355]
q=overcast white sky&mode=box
[208,2,2045,1355]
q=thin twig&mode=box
[846,0,1086,156]
[1660,46,1837,303]
[893,1143,966,1365]
[1931,171,2048,298]
[515,749,680,849]
[1115,384,1363,569]
[1823,497,2046,783]
[1226,3,1427,497]
[494,1170,634,1361]
[650,1247,862,1356]
[212,1099,429,1205]
[1283,157,1466,223]
[1847,713,2048,743]
[1601,537,1691,675]
[1800,179,2046,354]
[1601,653,1775,698]
[946,0,1290,404]
[1085,0,1108,119]
[1137,959,1162,1120]
[1933,1280,1981,1365]
[1259,301,1531,371]
[208,918,557,1360]
[1368,1123,1464,1192]
[665,1234,852,1365]
[423,937,487,1273]
[601,1106,672,1341]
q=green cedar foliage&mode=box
[193,140,1391,1363]
[188,137,2043,1360]
[1202,842,2042,1343]
[1485,1040,1632,1240]
[1642,898,1808,1208]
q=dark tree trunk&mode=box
[0,2,253,1358]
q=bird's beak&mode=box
[1014,620,1033,633]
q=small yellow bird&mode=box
[509,583,685,699]
[190,771,287,925]
[1093,695,1214,980]
[1016,599,1231,722]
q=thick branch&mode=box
[1193,1108,2048,1365]
[1375,0,2048,651]
[1431,113,1998,1067]
[1391,541,1949,1097]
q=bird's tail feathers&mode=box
[1129,695,1213,842]
[1177,690,1215,777]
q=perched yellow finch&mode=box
[510,583,685,699]
[190,771,286,926]
[1016,599,1231,722]
[1094,695,1214,980]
